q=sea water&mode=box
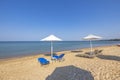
[0,41,120,59]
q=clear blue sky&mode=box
[0,0,120,41]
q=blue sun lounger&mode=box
[38,58,50,65]
[53,54,65,61]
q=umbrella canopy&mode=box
[41,35,62,59]
[83,34,102,54]
[83,34,102,40]
[41,35,61,41]
[46,65,94,80]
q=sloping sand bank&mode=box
[0,45,120,80]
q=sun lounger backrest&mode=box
[59,54,65,58]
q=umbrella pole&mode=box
[51,41,53,59]
[90,40,93,55]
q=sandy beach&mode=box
[0,45,120,80]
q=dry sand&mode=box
[0,45,120,80]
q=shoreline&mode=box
[0,44,116,60]
[0,44,117,62]
[0,41,118,59]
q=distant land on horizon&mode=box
[101,39,120,41]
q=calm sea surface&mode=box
[0,41,120,59]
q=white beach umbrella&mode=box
[83,34,102,54]
[41,35,62,59]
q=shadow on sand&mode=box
[46,65,94,80]
[97,55,120,61]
